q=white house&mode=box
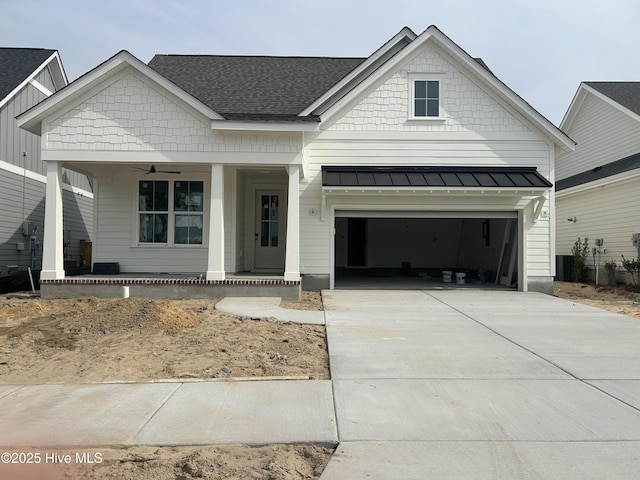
[17,26,574,298]
[556,82,640,281]
[0,48,93,285]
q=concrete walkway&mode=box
[216,296,325,324]
[2,289,640,479]
[0,381,337,447]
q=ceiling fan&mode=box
[133,164,181,174]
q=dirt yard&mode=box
[554,281,640,317]
[0,292,327,384]
[0,291,332,480]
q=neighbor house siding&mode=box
[1,84,47,173]
[0,168,92,270]
[557,93,640,180]
[1,68,92,192]
[556,177,640,260]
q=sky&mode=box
[2,0,640,126]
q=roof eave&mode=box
[211,119,319,132]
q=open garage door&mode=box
[334,211,518,289]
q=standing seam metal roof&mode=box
[322,166,552,188]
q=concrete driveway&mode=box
[319,289,640,479]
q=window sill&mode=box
[408,117,446,123]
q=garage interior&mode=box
[334,214,518,289]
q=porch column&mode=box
[284,164,300,281]
[206,164,225,281]
[41,161,65,280]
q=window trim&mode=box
[408,73,445,121]
[134,176,208,248]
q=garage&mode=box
[322,165,551,291]
[334,212,519,289]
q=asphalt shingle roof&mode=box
[585,82,640,117]
[0,48,56,101]
[556,151,640,191]
[148,55,366,121]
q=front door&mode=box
[254,190,286,270]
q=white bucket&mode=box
[122,285,130,299]
[456,272,466,285]
[442,271,453,283]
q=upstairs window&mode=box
[413,79,440,118]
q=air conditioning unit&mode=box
[632,233,640,247]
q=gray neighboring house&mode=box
[556,82,640,281]
[0,48,93,278]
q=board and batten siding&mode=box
[557,92,640,180]
[556,179,640,261]
[1,67,92,192]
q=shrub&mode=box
[571,237,589,282]
[620,255,640,288]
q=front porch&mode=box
[40,161,303,299]
[40,273,301,300]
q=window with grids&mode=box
[139,180,168,243]
[173,181,203,244]
[414,80,439,117]
[138,180,204,245]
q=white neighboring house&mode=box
[17,26,574,297]
[0,48,93,279]
[557,82,640,280]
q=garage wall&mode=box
[299,134,553,279]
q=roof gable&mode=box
[317,26,573,153]
[18,50,222,135]
[0,48,66,106]
[562,82,640,133]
